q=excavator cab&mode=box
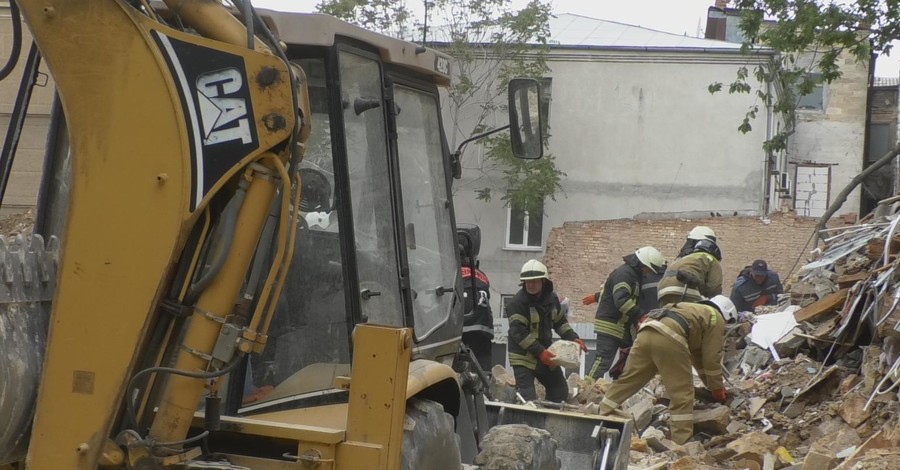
[231,13,464,414]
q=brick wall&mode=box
[544,212,822,322]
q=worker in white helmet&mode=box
[506,259,587,402]
[657,226,723,306]
[596,295,735,444]
[582,246,667,381]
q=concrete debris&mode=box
[692,405,730,436]
[474,424,560,470]
[547,340,581,369]
[479,209,900,469]
[837,392,871,427]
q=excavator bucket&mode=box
[485,400,633,469]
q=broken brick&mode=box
[693,405,730,435]
[838,392,872,428]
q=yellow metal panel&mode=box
[193,414,346,444]
[341,325,412,470]
[18,0,295,468]
[227,453,331,470]
[336,442,383,470]
[22,1,195,467]
[243,403,349,430]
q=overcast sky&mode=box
[251,0,900,77]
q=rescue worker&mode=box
[507,259,587,402]
[730,259,784,313]
[596,295,736,444]
[582,246,667,381]
[458,229,494,371]
[657,226,723,306]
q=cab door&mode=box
[337,49,404,326]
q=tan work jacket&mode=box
[640,302,725,391]
[656,252,723,304]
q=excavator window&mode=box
[394,85,457,339]
[234,49,461,414]
[240,57,352,411]
[339,50,404,328]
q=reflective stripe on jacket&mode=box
[639,302,725,391]
[461,266,494,338]
[507,281,578,370]
[729,270,783,313]
[594,254,643,343]
[657,252,722,305]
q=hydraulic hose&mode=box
[0,1,21,81]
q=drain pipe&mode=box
[763,79,776,214]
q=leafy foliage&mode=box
[315,0,563,210]
[316,0,414,39]
[709,0,882,151]
[477,133,564,216]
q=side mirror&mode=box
[508,78,544,160]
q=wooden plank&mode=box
[837,272,869,289]
[866,235,900,260]
[794,288,850,323]
[876,295,900,339]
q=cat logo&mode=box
[196,68,252,145]
[434,55,450,75]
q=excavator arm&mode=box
[2,0,308,468]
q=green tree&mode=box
[315,0,564,216]
[711,0,897,231]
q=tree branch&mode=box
[816,143,900,239]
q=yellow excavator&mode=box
[0,0,629,468]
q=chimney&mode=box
[715,0,728,8]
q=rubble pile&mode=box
[0,208,34,237]
[491,208,900,469]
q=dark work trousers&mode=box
[587,334,622,381]
[513,363,568,402]
[462,332,493,373]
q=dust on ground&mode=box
[0,208,35,238]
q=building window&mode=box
[505,200,543,250]
[500,294,515,318]
[794,164,830,217]
[795,73,824,111]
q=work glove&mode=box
[573,338,588,353]
[675,270,703,288]
[582,294,597,306]
[538,349,557,367]
[608,348,630,380]
[711,388,727,404]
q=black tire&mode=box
[400,398,462,470]
[474,424,561,470]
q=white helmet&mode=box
[687,226,717,242]
[520,259,549,281]
[635,246,666,274]
[706,295,737,322]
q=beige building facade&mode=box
[0,3,56,212]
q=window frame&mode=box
[503,200,544,251]
[795,72,825,112]
[500,294,515,318]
